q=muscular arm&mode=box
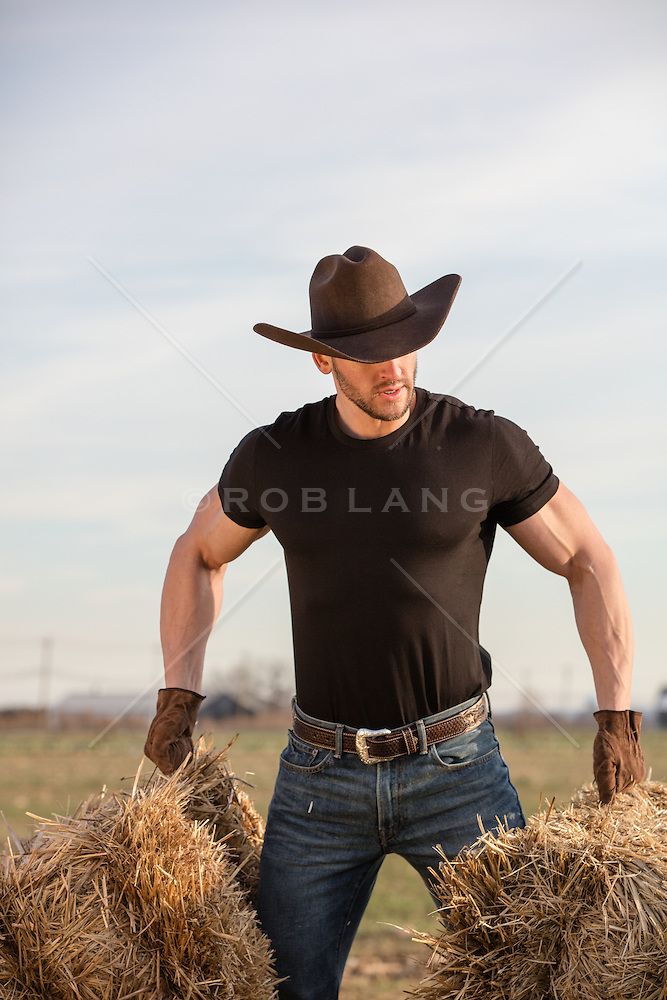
[504,482,633,710]
[161,485,270,692]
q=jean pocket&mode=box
[429,719,500,771]
[279,728,335,774]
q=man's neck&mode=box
[334,387,418,439]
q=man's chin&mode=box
[367,392,413,422]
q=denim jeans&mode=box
[255,692,525,1000]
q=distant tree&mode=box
[265,658,294,710]
[224,652,261,706]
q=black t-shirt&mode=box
[217,386,559,728]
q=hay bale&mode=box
[181,739,265,903]
[406,781,667,1000]
[0,897,31,1000]
[1,746,280,999]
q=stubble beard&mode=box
[331,359,417,423]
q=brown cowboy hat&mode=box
[253,245,462,363]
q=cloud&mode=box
[1,0,665,708]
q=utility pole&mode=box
[38,636,54,726]
[560,662,573,720]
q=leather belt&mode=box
[291,694,488,764]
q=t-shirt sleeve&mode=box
[217,428,267,529]
[489,413,559,527]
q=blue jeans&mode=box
[255,692,525,1000]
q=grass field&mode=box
[1,719,666,998]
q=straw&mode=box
[0,742,281,999]
[180,737,265,903]
[405,781,667,1000]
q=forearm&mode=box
[160,536,225,692]
[566,547,633,710]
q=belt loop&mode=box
[415,718,428,754]
[334,723,344,758]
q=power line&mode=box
[0,634,159,651]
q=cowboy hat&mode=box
[253,245,461,364]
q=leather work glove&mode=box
[144,687,206,775]
[593,709,646,805]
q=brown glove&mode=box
[144,687,206,775]
[593,709,646,805]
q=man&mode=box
[144,246,645,1000]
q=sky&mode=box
[1,0,666,718]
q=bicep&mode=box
[180,484,271,569]
[503,481,612,577]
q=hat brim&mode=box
[252,272,462,363]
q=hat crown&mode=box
[309,246,412,335]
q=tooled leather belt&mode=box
[291,694,488,764]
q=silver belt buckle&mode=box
[355,727,392,764]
